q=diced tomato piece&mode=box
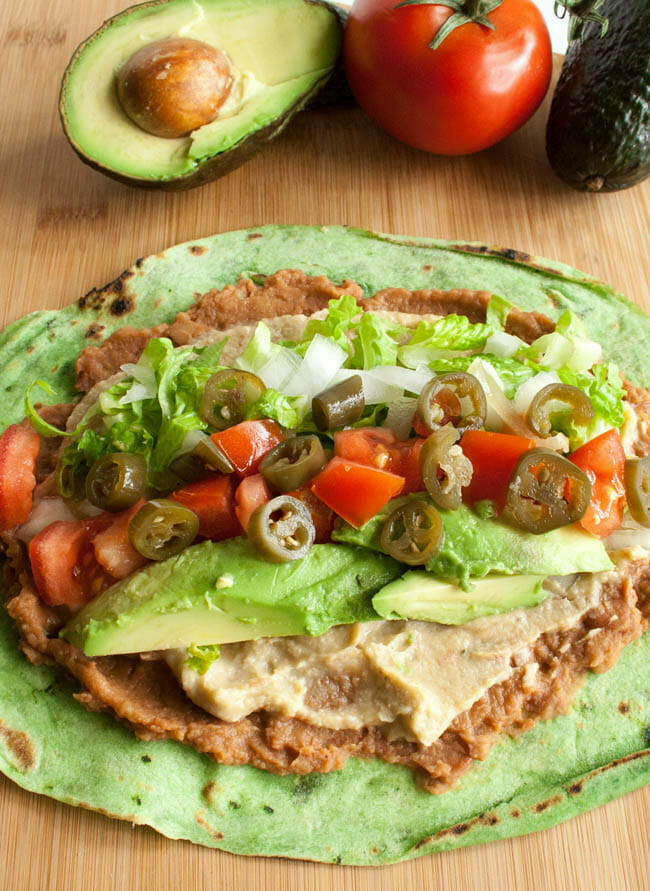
[29,515,113,607]
[234,474,272,532]
[311,457,405,528]
[288,486,335,543]
[211,420,283,478]
[92,500,148,579]
[570,430,625,538]
[170,475,242,540]
[0,424,41,531]
[334,428,425,495]
[460,430,536,512]
[335,427,397,467]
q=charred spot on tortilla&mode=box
[109,296,133,316]
[202,780,218,803]
[189,245,207,256]
[85,324,105,340]
[0,721,36,772]
[532,795,562,814]
[194,809,224,840]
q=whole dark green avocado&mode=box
[546,0,650,192]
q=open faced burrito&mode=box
[0,226,648,864]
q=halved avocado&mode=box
[59,0,344,190]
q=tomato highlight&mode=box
[29,516,113,607]
[569,430,625,538]
[92,500,149,579]
[334,428,424,494]
[234,474,272,533]
[211,420,283,477]
[460,430,536,511]
[171,475,242,540]
[311,457,405,528]
[0,424,41,531]
[344,0,552,155]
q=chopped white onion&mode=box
[604,512,650,553]
[283,335,347,399]
[119,361,158,404]
[565,338,602,372]
[529,333,574,369]
[258,347,302,391]
[16,497,78,543]
[483,331,525,358]
[385,396,418,441]
[398,345,469,368]
[366,365,433,395]
[177,428,210,456]
[468,358,569,451]
[331,369,402,405]
[513,371,560,415]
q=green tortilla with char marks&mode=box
[0,225,648,865]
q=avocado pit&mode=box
[117,37,233,138]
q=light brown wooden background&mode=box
[1,2,649,889]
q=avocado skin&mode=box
[58,0,347,191]
[546,0,650,192]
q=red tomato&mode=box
[211,420,283,478]
[171,475,242,540]
[287,486,335,543]
[344,0,552,155]
[29,516,113,607]
[0,424,41,531]
[311,457,405,528]
[570,430,625,538]
[460,430,535,511]
[334,428,424,494]
[92,500,148,580]
[234,474,272,532]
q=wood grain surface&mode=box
[1,2,649,889]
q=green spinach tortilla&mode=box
[0,225,648,865]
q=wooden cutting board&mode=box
[1,3,648,889]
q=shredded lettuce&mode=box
[558,363,625,430]
[25,380,84,438]
[398,315,492,367]
[427,354,537,399]
[297,294,360,358]
[485,294,514,329]
[352,312,406,369]
[58,337,226,493]
[247,389,308,429]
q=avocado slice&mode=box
[332,498,614,589]
[372,572,547,625]
[546,0,650,192]
[59,0,344,190]
[61,537,400,657]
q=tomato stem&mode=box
[393,0,503,50]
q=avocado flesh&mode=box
[60,0,343,187]
[332,498,614,590]
[61,537,400,657]
[372,572,547,625]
